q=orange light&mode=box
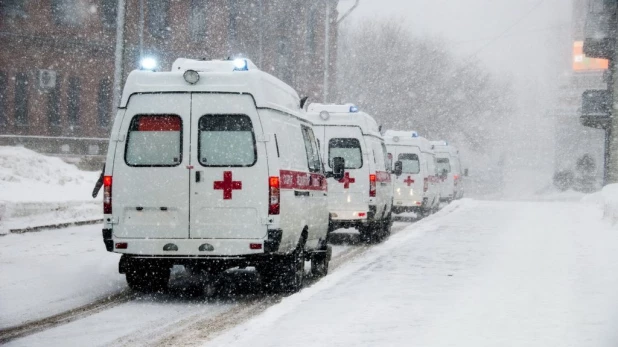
[269,176,279,187]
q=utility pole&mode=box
[323,0,360,103]
[112,0,126,109]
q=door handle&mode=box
[196,171,202,183]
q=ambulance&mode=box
[100,58,335,293]
[431,141,463,203]
[306,104,393,243]
[384,131,440,216]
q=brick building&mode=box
[0,0,338,159]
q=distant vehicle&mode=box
[101,58,333,293]
[430,141,464,202]
[306,103,393,243]
[384,130,440,216]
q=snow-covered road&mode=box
[207,199,618,347]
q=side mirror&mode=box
[464,168,469,177]
[394,161,403,176]
[332,157,345,181]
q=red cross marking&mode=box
[338,172,356,189]
[213,171,242,200]
[403,176,414,186]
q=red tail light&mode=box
[269,176,280,215]
[453,175,459,186]
[369,174,376,197]
[103,176,112,214]
[423,177,429,192]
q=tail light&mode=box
[103,176,112,214]
[423,177,429,192]
[453,175,459,186]
[369,174,376,197]
[269,176,280,215]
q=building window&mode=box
[47,77,61,129]
[189,0,207,42]
[306,7,317,56]
[14,72,29,127]
[52,0,87,26]
[1,0,27,18]
[98,78,112,127]
[67,77,80,127]
[101,0,117,29]
[228,0,238,48]
[147,0,170,38]
[0,72,6,128]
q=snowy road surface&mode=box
[207,200,618,347]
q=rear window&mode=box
[399,153,420,174]
[329,138,362,169]
[436,157,451,173]
[125,115,182,167]
[198,114,256,167]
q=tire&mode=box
[359,222,382,244]
[126,266,170,293]
[311,245,331,278]
[260,240,306,293]
[381,213,392,239]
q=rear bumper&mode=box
[104,229,283,256]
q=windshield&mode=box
[329,138,363,169]
[399,153,420,174]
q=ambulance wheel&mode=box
[311,245,331,278]
[381,214,392,239]
[260,244,305,293]
[359,223,380,244]
[126,266,170,293]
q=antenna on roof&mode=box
[300,96,309,110]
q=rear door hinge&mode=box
[106,217,119,225]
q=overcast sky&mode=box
[338,0,573,94]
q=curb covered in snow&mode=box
[8,219,103,234]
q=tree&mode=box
[335,19,514,152]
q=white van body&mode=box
[431,141,462,202]
[384,131,440,215]
[101,59,330,292]
[306,104,393,242]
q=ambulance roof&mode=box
[119,58,301,115]
[430,140,459,156]
[384,130,433,153]
[305,103,381,137]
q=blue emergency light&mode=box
[233,58,249,71]
[349,105,359,113]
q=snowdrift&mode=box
[582,184,618,225]
[0,146,101,234]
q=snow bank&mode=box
[583,184,618,225]
[0,146,101,234]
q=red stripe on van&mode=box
[280,170,327,191]
[375,171,391,183]
[138,115,181,131]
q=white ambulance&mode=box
[306,104,393,243]
[384,131,440,216]
[100,58,334,293]
[431,141,462,203]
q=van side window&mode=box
[398,153,420,174]
[125,114,182,167]
[301,125,321,173]
[329,138,362,169]
[198,114,256,167]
